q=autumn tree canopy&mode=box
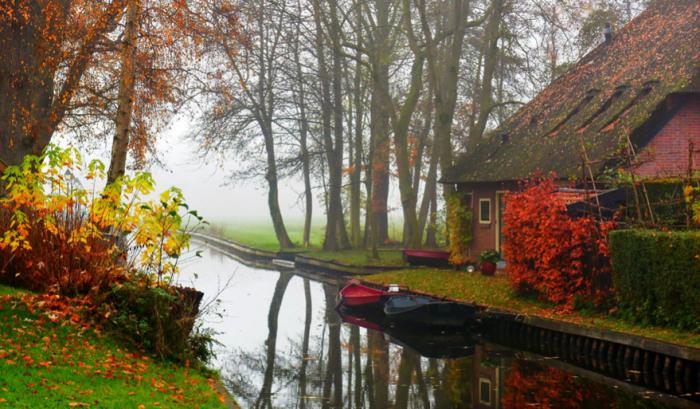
[0,0,126,167]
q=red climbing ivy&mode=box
[502,177,615,310]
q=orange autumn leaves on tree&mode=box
[502,177,615,310]
[0,0,242,172]
[0,0,126,167]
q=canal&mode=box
[178,241,700,409]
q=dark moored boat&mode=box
[336,303,385,331]
[403,249,451,268]
[384,295,478,328]
[337,304,475,359]
[386,327,476,359]
[339,280,399,307]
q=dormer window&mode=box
[547,89,600,137]
[576,85,629,132]
[600,81,659,132]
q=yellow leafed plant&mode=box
[0,145,205,295]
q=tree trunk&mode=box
[363,149,373,247]
[263,125,295,249]
[350,39,365,248]
[394,349,417,409]
[370,88,391,256]
[107,0,141,185]
[468,0,505,150]
[322,285,343,408]
[351,326,362,408]
[420,0,476,227]
[254,272,292,409]
[371,332,389,408]
[298,279,312,409]
[292,5,313,248]
[367,0,392,255]
[418,133,439,240]
[312,0,344,251]
[426,188,438,247]
[329,2,351,250]
[0,1,124,168]
[392,52,425,248]
[364,330,376,409]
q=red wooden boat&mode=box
[403,249,451,267]
[339,281,387,307]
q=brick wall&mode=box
[457,182,516,258]
[636,95,700,178]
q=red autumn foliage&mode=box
[0,207,126,297]
[502,177,615,310]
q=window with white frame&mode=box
[479,199,492,224]
[479,378,492,405]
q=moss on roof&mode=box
[444,0,700,184]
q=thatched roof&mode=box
[443,0,700,184]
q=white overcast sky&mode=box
[58,116,405,231]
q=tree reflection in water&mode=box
[219,275,695,409]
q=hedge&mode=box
[609,229,700,331]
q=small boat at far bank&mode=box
[339,280,403,307]
[403,249,451,267]
[384,295,478,328]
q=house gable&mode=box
[636,94,700,178]
[443,0,700,184]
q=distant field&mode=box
[204,219,405,256]
[205,220,326,251]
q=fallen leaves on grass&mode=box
[0,292,224,407]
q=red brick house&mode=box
[441,0,700,257]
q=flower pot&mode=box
[481,261,496,276]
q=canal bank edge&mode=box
[190,232,700,367]
[190,232,397,275]
[213,378,240,409]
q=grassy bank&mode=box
[305,249,407,267]
[206,221,325,251]
[206,221,410,267]
[0,284,234,408]
[363,269,700,348]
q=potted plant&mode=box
[478,250,500,276]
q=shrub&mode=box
[104,278,213,362]
[609,229,700,331]
[503,177,615,310]
[0,146,204,295]
[478,250,500,264]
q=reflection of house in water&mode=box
[472,345,506,409]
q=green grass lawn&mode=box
[205,221,411,268]
[364,269,700,349]
[206,221,326,251]
[206,219,407,252]
[307,249,407,267]
[0,284,25,296]
[0,286,232,408]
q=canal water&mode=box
[178,242,699,409]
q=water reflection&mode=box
[179,244,699,409]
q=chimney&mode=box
[604,22,613,43]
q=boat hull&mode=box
[384,295,478,328]
[403,249,451,268]
[340,282,386,307]
[337,303,477,359]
